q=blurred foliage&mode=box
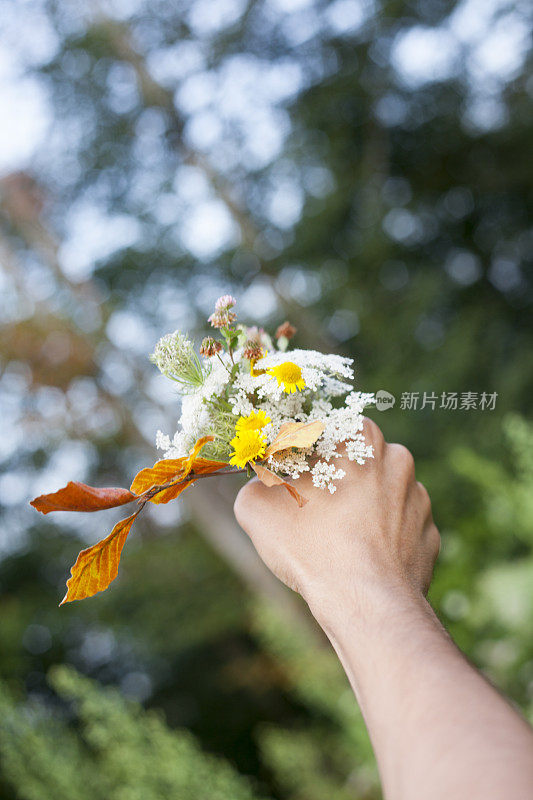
[0,666,266,800]
[0,0,532,797]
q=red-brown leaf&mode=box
[251,462,308,507]
[30,482,137,515]
[60,510,140,605]
[130,455,228,504]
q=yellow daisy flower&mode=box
[229,429,266,468]
[235,409,271,435]
[267,361,306,393]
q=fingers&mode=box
[420,522,441,596]
[416,481,432,517]
[427,523,441,561]
[362,417,386,456]
[234,477,295,536]
[386,442,415,480]
[362,420,417,485]
[233,477,269,533]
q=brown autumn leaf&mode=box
[179,435,216,478]
[30,482,137,515]
[130,435,216,502]
[251,462,308,507]
[60,510,140,604]
[264,420,325,458]
[131,458,187,498]
[130,455,228,503]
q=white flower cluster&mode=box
[156,354,233,459]
[311,462,347,494]
[256,389,374,487]
[153,329,375,492]
[230,349,354,408]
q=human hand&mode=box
[236,422,533,800]
[233,418,440,627]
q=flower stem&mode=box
[215,352,233,375]
[139,466,247,503]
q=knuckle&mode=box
[389,442,415,471]
[417,480,430,504]
[233,489,246,525]
[417,482,433,521]
[233,480,255,523]
[233,478,267,526]
[430,525,441,558]
[362,417,385,448]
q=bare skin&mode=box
[234,418,533,800]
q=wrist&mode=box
[305,575,432,648]
[306,580,442,707]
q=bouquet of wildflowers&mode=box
[31,295,374,605]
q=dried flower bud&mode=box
[275,321,297,340]
[243,340,264,361]
[200,337,223,357]
[207,295,237,328]
[208,309,237,328]
[214,294,236,312]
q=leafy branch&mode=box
[30,422,323,605]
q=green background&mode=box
[0,1,532,797]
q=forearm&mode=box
[313,586,533,800]
[234,421,533,799]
